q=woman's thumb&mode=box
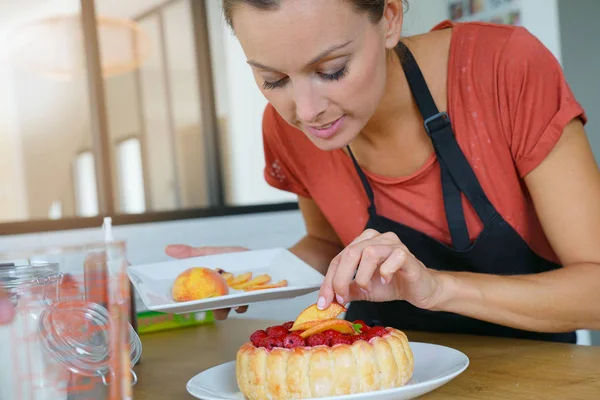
[165,245,248,259]
[165,244,200,259]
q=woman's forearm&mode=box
[435,263,600,332]
[289,235,343,276]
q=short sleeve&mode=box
[499,27,587,177]
[262,105,311,198]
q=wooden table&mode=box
[132,319,600,399]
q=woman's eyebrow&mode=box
[247,40,353,72]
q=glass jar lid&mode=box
[38,300,142,383]
[0,263,61,289]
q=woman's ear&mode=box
[382,0,404,49]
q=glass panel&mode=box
[163,0,208,209]
[205,0,297,206]
[98,0,210,214]
[0,0,98,222]
[116,138,145,214]
[73,151,99,217]
[142,14,181,211]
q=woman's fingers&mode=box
[317,255,340,309]
[317,230,380,309]
[212,305,248,321]
[213,308,231,320]
[348,280,372,302]
[379,248,409,284]
[330,230,383,303]
[235,305,248,314]
[353,245,394,292]
[331,247,364,304]
[165,245,248,259]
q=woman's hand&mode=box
[165,244,250,320]
[317,229,446,311]
[0,288,14,325]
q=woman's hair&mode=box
[222,0,408,29]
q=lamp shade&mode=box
[7,14,151,79]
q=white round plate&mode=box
[186,342,469,400]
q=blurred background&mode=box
[0,0,598,342]
[0,0,597,224]
[0,0,297,226]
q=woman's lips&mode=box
[305,116,345,139]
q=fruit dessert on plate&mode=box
[236,302,414,399]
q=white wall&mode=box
[520,0,562,61]
[403,0,450,35]
[556,0,600,347]
[557,0,600,160]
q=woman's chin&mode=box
[308,136,351,151]
[304,129,358,152]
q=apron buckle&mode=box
[424,112,451,135]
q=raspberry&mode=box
[330,335,353,346]
[250,330,267,346]
[259,336,283,350]
[352,333,370,343]
[368,326,387,338]
[283,333,305,349]
[306,333,328,347]
[353,320,369,334]
[266,325,288,337]
[322,329,341,342]
[281,321,294,331]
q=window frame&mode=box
[0,0,299,236]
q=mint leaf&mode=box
[353,323,362,334]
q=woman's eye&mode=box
[260,65,349,90]
[319,65,349,82]
[262,77,288,90]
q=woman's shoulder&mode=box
[440,20,586,178]
[439,20,566,83]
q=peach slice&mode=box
[215,268,235,284]
[228,272,252,287]
[299,319,357,339]
[290,302,346,331]
[243,280,288,291]
[223,273,235,284]
[231,274,271,290]
[289,320,322,332]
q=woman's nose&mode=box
[294,84,327,124]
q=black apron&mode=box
[344,42,576,344]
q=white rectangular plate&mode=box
[127,248,324,314]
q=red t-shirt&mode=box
[261,21,587,264]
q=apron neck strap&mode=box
[396,41,497,226]
[346,145,377,215]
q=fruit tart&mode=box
[236,302,414,399]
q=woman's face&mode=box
[232,0,403,150]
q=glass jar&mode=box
[38,299,142,389]
[0,262,68,400]
[0,239,139,336]
[0,262,142,400]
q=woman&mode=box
[167,0,600,343]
